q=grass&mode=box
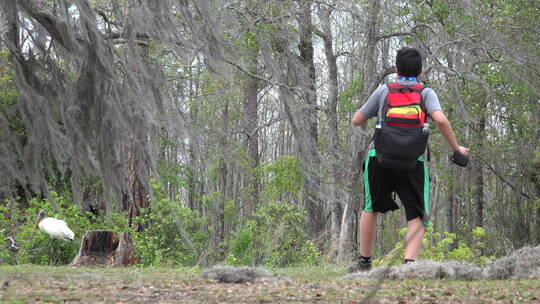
[1,264,539,303]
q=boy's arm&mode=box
[431,110,469,156]
[352,85,385,126]
[352,111,369,126]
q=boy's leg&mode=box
[360,210,378,257]
[348,210,378,272]
[395,159,429,262]
[404,216,425,260]
[349,149,396,272]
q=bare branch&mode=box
[472,152,531,200]
[223,59,301,93]
[6,237,18,250]
[16,0,78,52]
[377,23,437,41]
[335,51,350,58]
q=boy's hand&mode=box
[455,146,469,157]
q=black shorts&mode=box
[362,149,430,225]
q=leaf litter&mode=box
[1,246,539,304]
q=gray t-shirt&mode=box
[358,79,442,120]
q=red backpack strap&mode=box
[414,84,427,118]
[387,82,424,93]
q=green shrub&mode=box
[16,193,89,265]
[448,242,474,261]
[421,226,488,263]
[374,226,489,266]
[225,224,256,266]
[1,192,129,265]
[420,227,456,262]
[260,156,303,202]
[132,181,207,267]
[225,201,320,267]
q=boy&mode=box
[349,47,468,272]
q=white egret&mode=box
[36,210,75,241]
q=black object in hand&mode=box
[451,150,469,167]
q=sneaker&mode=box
[403,259,415,264]
[348,258,372,273]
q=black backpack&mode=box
[373,82,429,170]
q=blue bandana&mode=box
[398,76,418,82]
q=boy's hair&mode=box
[396,47,422,77]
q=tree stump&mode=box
[70,230,138,267]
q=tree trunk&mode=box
[533,154,540,243]
[122,143,148,232]
[82,186,106,216]
[187,59,202,213]
[187,143,198,210]
[337,203,354,263]
[0,0,19,52]
[70,230,138,267]
[362,0,382,93]
[242,45,260,218]
[347,0,381,258]
[297,0,324,241]
[212,101,229,258]
[317,4,344,261]
[514,189,528,247]
[474,116,485,228]
[446,180,455,234]
[531,97,540,244]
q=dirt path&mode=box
[1,266,539,303]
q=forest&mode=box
[0,0,539,274]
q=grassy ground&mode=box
[1,264,539,303]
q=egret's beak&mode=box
[36,210,45,227]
